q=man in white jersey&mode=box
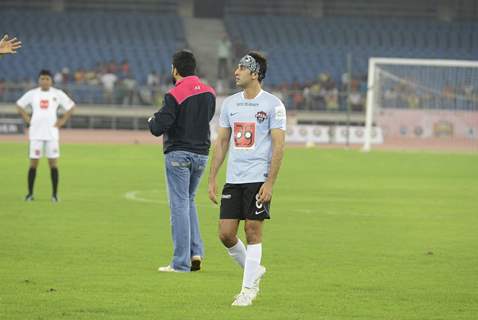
[208,52,286,306]
[16,70,75,202]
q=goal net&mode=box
[363,58,478,152]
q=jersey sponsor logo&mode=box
[275,105,286,120]
[255,111,267,123]
[237,102,258,107]
[40,99,49,109]
[234,122,256,149]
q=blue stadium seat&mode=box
[0,9,184,90]
[224,15,478,86]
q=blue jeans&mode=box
[165,150,208,272]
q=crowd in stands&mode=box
[1,48,475,111]
[269,73,367,111]
[3,68,476,111]
[0,61,172,107]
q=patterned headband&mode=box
[239,55,260,75]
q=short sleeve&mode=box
[219,100,230,128]
[58,90,75,111]
[269,102,286,130]
[16,91,33,109]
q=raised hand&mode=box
[0,34,22,54]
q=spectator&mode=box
[85,69,99,85]
[0,79,5,97]
[74,68,86,84]
[123,73,137,105]
[107,60,118,74]
[121,60,130,75]
[349,81,364,112]
[54,71,63,84]
[309,77,324,110]
[217,35,231,79]
[384,86,398,107]
[100,71,118,104]
[61,68,71,84]
[147,71,160,87]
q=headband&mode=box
[239,55,260,75]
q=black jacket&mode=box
[148,76,216,155]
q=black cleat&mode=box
[51,195,59,203]
[191,256,201,271]
[24,194,34,202]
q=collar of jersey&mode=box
[175,75,200,86]
[241,89,264,100]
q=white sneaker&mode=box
[231,288,256,306]
[158,265,178,273]
[252,265,266,293]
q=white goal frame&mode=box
[363,57,478,152]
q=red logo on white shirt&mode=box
[40,99,49,109]
[234,122,256,148]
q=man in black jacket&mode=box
[148,50,216,272]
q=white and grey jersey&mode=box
[219,90,286,184]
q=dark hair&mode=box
[248,51,267,82]
[172,50,196,77]
[38,69,53,78]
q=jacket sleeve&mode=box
[148,94,178,137]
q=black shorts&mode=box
[220,182,271,220]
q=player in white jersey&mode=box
[16,70,76,202]
[208,52,286,306]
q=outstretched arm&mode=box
[0,34,22,55]
[208,127,231,204]
[257,128,285,204]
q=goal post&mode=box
[363,57,478,152]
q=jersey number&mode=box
[234,122,256,149]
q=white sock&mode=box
[242,243,262,289]
[227,238,246,269]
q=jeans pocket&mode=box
[196,156,208,171]
[166,152,191,169]
[169,160,191,168]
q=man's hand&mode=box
[0,34,22,55]
[208,179,218,205]
[54,119,66,128]
[257,181,273,204]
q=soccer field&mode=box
[1,142,477,320]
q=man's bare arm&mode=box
[16,106,30,124]
[257,128,285,203]
[208,127,231,204]
[55,106,75,128]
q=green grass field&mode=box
[1,142,477,320]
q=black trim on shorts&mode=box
[219,182,271,220]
